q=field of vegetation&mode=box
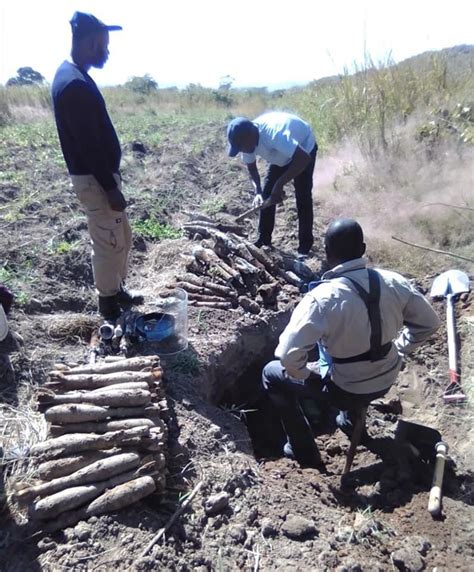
[0,45,473,571]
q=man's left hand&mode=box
[252,193,264,208]
[270,184,285,204]
[107,188,127,211]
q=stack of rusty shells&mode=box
[14,355,168,532]
[178,222,304,313]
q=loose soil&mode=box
[1,122,473,571]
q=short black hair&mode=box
[325,218,365,262]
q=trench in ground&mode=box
[199,310,327,461]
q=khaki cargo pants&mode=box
[71,174,132,297]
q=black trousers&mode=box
[258,145,317,252]
[262,360,390,467]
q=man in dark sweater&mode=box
[52,12,141,321]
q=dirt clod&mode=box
[391,546,425,571]
[261,517,278,538]
[282,514,317,540]
[204,491,230,515]
[228,524,247,544]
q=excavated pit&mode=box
[194,308,302,460]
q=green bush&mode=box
[132,218,182,240]
[124,74,158,94]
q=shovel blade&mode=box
[395,420,442,462]
[430,269,470,298]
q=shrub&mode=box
[7,67,45,87]
[124,74,158,94]
[131,218,182,240]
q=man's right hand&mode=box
[252,193,264,208]
[107,188,127,211]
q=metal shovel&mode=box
[430,269,470,403]
[234,193,286,223]
[395,420,449,516]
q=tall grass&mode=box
[2,50,472,152]
[282,51,473,155]
[1,48,472,274]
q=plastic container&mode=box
[147,288,188,355]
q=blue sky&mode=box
[1,0,473,88]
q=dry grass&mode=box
[45,313,100,342]
[316,136,474,276]
[0,401,47,516]
[0,403,47,524]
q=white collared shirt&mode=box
[275,258,441,394]
[241,112,316,167]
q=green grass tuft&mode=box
[131,218,182,240]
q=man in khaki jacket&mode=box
[52,12,141,320]
[262,218,440,469]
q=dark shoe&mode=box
[254,238,272,249]
[98,295,121,321]
[297,247,311,260]
[116,284,144,307]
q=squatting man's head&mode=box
[324,218,366,269]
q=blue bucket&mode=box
[134,312,175,342]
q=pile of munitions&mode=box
[177,217,313,313]
[13,355,168,532]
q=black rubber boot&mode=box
[98,295,121,321]
[116,284,144,307]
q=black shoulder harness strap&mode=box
[332,269,392,364]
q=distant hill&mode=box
[398,44,474,81]
[305,44,474,90]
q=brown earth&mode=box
[0,123,473,571]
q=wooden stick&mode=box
[391,236,474,263]
[188,301,233,310]
[234,196,283,222]
[422,202,474,212]
[235,204,263,223]
[140,481,203,556]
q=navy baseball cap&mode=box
[227,117,254,157]
[70,12,122,40]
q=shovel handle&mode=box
[234,195,284,223]
[446,294,458,373]
[235,204,264,223]
[428,441,449,516]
